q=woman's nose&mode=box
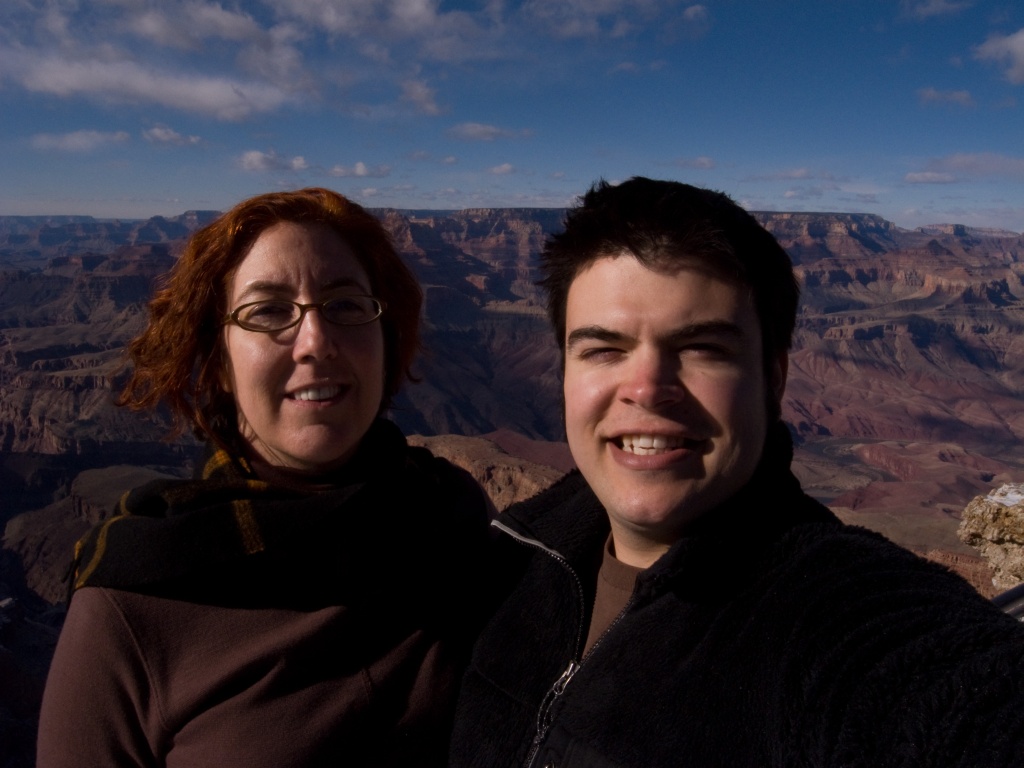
[291,307,338,361]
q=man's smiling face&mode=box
[562,254,786,567]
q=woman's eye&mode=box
[324,296,374,322]
[327,297,362,312]
[252,303,286,315]
[240,302,295,326]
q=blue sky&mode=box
[1,0,1022,231]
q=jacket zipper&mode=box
[491,519,638,768]
[524,659,581,768]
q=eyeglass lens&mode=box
[234,296,381,331]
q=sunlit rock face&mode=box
[408,433,566,513]
[959,484,1024,592]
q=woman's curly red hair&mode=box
[117,187,422,445]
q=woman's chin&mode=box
[244,426,366,474]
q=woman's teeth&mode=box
[291,386,341,401]
[619,434,685,455]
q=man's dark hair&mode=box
[540,177,799,386]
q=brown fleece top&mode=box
[38,587,460,767]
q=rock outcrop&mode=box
[409,433,565,512]
[958,484,1024,591]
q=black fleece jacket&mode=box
[451,425,1024,768]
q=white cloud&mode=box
[746,168,838,182]
[185,2,265,42]
[142,126,201,145]
[900,0,972,20]
[683,5,709,23]
[908,153,1024,182]
[852,192,880,204]
[238,149,308,171]
[118,3,310,88]
[121,2,272,55]
[449,122,502,141]
[267,0,491,63]
[917,86,974,107]
[489,162,514,175]
[783,186,827,200]
[31,130,130,152]
[937,152,1024,177]
[975,29,1024,85]
[671,156,715,170]
[265,0,376,36]
[905,171,955,183]
[448,122,530,141]
[609,59,666,74]
[18,54,292,120]
[329,162,391,178]
[400,78,441,115]
[675,4,711,38]
[519,0,703,40]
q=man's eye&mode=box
[577,347,623,362]
[682,343,732,360]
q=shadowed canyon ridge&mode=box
[2,208,1024,599]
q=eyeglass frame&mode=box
[222,295,386,333]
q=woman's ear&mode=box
[217,338,233,394]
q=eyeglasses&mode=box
[223,295,385,333]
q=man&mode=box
[451,177,1024,767]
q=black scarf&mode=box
[70,420,488,611]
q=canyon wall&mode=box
[2,208,1023,567]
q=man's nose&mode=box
[291,306,338,361]
[618,348,684,409]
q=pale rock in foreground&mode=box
[958,483,1024,591]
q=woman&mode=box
[37,188,489,767]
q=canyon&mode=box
[4,208,1022,560]
[1,207,1023,761]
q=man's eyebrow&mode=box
[235,277,365,303]
[665,321,747,342]
[566,321,747,350]
[565,326,627,351]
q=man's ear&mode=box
[770,351,789,406]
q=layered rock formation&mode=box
[958,484,1024,591]
[2,207,1020,766]
[2,209,1022,575]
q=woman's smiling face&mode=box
[221,221,385,472]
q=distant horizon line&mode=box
[0,210,1020,237]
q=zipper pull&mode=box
[551,660,580,696]
[526,660,582,767]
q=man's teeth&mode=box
[291,386,341,401]
[619,435,687,455]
